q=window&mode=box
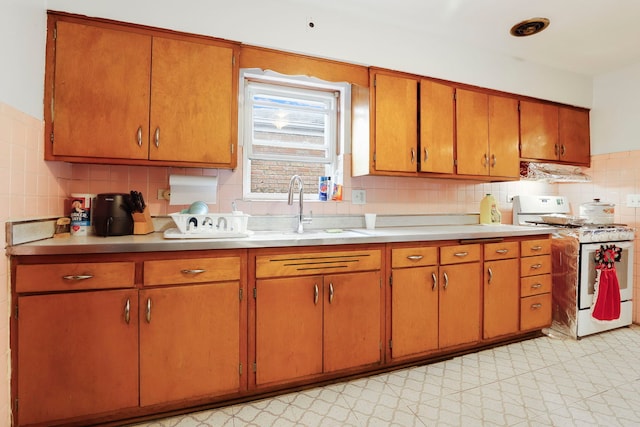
[240,69,349,200]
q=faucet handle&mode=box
[302,210,313,224]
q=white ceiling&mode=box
[300,0,640,76]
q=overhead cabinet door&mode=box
[52,21,151,160]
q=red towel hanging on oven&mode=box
[591,244,622,321]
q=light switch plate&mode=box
[626,194,640,208]
[352,190,366,205]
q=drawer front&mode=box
[144,257,241,286]
[521,254,551,277]
[520,274,552,297]
[520,293,552,331]
[392,247,437,268]
[484,241,519,261]
[16,262,135,293]
[256,249,381,278]
[521,238,551,257]
[440,244,481,265]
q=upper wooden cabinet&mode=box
[45,14,239,168]
[456,89,520,179]
[420,80,455,174]
[520,100,590,166]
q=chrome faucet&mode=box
[288,175,312,233]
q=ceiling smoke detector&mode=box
[510,18,550,37]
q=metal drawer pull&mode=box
[410,148,416,164]
[491,154,497,167]
[407,255,424,261]
[454,252,469,257]
[496,249,509,254]
[487,267,493,284]
[136,126,142,147]
[146,298,152,323]
[531,303,543,310]
[531,263,543,269]
[531,283,543,289]
[443,272,449,289]
[154,127,160,148]
[63,274,93,281]
[124,298,131,324]
[531,245,543,251]
[329,282,334,303]
[181,269,206,274]
[424,147,429,162]
[431,272,437,291]
[314,284,319,305]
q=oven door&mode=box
[578,240,634,310]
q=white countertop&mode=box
[7,224,556,256]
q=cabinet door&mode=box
[391,266,439,358]
[420,80,454,173]
[139,282,240,406]
[373,72,418,172]
[456,89,489,176]
[520,100,559,161]
[52,21,151,159]
[439,263,481,348]
[483,258,520,339]
[324,271,381,372]
[558,106,590,165]
[17,290,138,426]
[255,276,323,385]
[488,95,520,178]
[150,37,235,165]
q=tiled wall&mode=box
[3,99,640,425]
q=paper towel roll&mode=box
[169,175,218,205]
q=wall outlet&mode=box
[506,194,515,203]
[626,194,640,207]
[352,189,366,205]
[157,189,171,201]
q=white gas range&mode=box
[513,195,635,338]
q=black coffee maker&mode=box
[93,193,134,236]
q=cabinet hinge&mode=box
[232,55,236,66]
[388,275,392,286]
[14,398,18,413]
[453,90,457,101]
[50,132,54,144]
[239,362,243,376]
[53,27,57,41]
[14,303,18,319]
[231,143,235,155]
[252,362,257,373]
[253,288,257,299]
[239,288,243,301]
[389,339,393,349]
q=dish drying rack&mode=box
[164,213,251,239]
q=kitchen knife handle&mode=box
[431,272,437,291]
[136,126,143,147]
[154,127,160,148]
[145,298,152,323]
[329,282,334,303]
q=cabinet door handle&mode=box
[560,144,566,156]
[530,303,543,310]
[424,147,429,162]
[483,153,489,167]
[487,267,493,284]
[124,298,131,324]
[136,126,143,147]
[62,274,93,281]
[154,127,160,148]
[407,255,424,261]
[531,245,543,251]
[496,249,509,254]
[531,283,543,289]
[554,144,559,155]
[410,148,416,164]
[531,263,543,270]
[431,272,437,291]
[181,269,206,274]
[454,251,469,258]
[329,282,334,304]
[145,298,152,323]
[314,284,319,305]
[443,272,449,289]
[491,154,496,167]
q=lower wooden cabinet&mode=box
[520,238,553,331]
[17,289,139,426]
[483,241,520,339]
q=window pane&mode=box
[250,160,327,194]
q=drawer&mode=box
[520,274,552,297]
[256,249,381,278]
[392,246,437,268]
[521,238,551,257]
[144,257,241,286]
[520,293,552,331]
[521,254,551,277]
[484,241,519,261]
[440,244,480,265]
[16,262,135,293]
